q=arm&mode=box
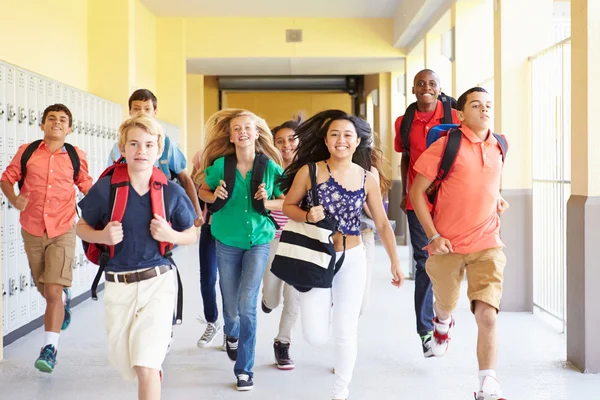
[76,218,122,245]
[363,166,380,219]
[168,226,197,246]
[75,149,93,195]
[282,165,324,223]
[1,180,28,210]
[177,170,203,225]
[197,176,226,204]
[265,195,285,211]
[365,172,403,287]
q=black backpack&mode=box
[209,153,279,229]
[426,128,508,205]
[399,92,457,153]
[19,139,80,189]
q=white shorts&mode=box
[104,268,176,380]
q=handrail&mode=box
[528,37,571,61]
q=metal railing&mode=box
[529,38,571,330]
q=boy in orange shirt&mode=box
[1,104,93,372]
[409,87,510,400]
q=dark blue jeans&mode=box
[407,210,434,336]
[199,224,219,323]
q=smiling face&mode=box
[458,90,493,132]
[41,111,72,141]
[324,119,360,159]
[120,126,161,172]
[230,115,259,148]
[412,70,441,108]
[274,127,298,164]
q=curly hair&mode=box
[194,108,282,184]
[278,109,390,193]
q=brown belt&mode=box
[105,265,173,284]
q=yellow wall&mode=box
[134,0,157,91]
[185,18,403,58]
[0,0,88,90]
[187,73,204,170]
[224,92,353,127]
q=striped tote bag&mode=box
[271,162,346,292]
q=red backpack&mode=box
[84,160,184,323]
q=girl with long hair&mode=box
[280,109,403,400]
[195,109,283,392]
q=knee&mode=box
[474,301,497,330]
[135,366,159,381]
[44,285,63,303]
[304,328,329,346]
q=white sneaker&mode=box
[197,321,222,348]
[430,316,454,357]
[475,376,506,400]
[221,333,227,351]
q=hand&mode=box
[194,215,204,227]
[254,183,268,202]
[497,196,510,214]
[150,214,174,242]
[399,194,407,212]
[391,262,404,288]
[425,236,453,255]
[306,205,325,223]
[14,192,30,211]
[213,180,228,202]
[102,221,124,245]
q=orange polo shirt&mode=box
[413,125,507,254]
[1,141,93,238]
[394,100,460,210]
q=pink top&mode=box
[271,209,290,239]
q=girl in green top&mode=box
[196,109,284,392]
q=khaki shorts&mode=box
[426,247,506,313]
[21,226,76,294]
[104,269,176,380]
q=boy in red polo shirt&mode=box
[1,104,93,372]
[410,87,510,400]
[394,69,460,356]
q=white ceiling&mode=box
[140,0,401,18]
[187,57,405,76]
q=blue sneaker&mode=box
[34,344,57,373]
[61,288,72,330]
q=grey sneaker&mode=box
[197,321,222,348]
[221,333,227,351]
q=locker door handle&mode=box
[7,104,16,121]
[29,109,37,125]
[0,103,5,119]
[19,275,29,291]
[18,107,27,124]
[9,278,18,295]
[2,283,6,296]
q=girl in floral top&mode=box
[279,110,403,400]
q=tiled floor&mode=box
[0,243,598,400]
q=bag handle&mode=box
[308,162,320,207]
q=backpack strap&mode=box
[493,133,508,162]
[90,163,129,300]
[64,143,81,183]
[399,103,417,153]
[208,154,237,213]
[436,129,463,182]
[18,140,43,190]
[251,154,280,230]
[439,92,454,125]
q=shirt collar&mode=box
[459,125,495,144]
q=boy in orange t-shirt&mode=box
[410,87,510,400]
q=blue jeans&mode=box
[407,210,434,335]
[216,240,270,377]
[199,224,219,323]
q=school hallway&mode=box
[0,243,597,400]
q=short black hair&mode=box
[42,104,72,127]
[456,87,489,111]
[128,89,157,111]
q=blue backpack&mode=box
[425,124,508,205]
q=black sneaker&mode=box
[421,331,434,358]
[261,299,272,314]
[226,336,238,361]
[236,373,254,391]
[274,340,295,370]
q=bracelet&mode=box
[305,211,310,223]
[427,233,440,244]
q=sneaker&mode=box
[221,333,227,351]
[261,299,273,314]
[236,373,254,391]
[166,328,174,354]
[274,341,295,370]
[475,376,506,400]
[61,288,72,330]
[420,331,434,358]
[226,336,238,361]
[430,316,455,357]
[34,344,57,373]
[197,321,222,348]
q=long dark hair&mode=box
[279,109,381,193]
[271,113,305,137]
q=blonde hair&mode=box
[194,109,282,184]
[118,115,165,154]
